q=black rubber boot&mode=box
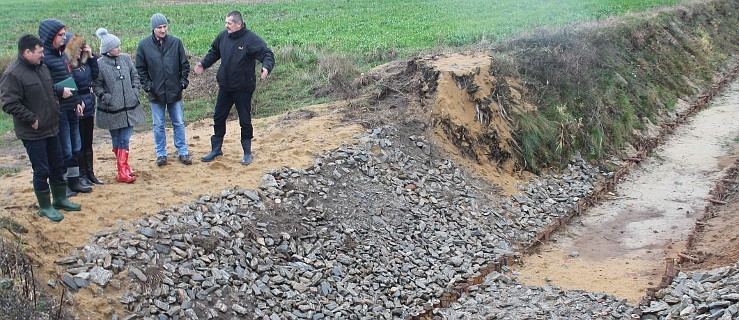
[241,139,253,166]
[85,150,104,184]
[50,182,81,211]
[66,167,91,193]
[34,190,64,221]
[201,136,223,162]
[77,152,93,187]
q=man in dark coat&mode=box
[136,13,192,166]
[38,18,91,195]
[1,34,81,222]
[194,10,275,166]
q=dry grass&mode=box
[316,51,361,99]
[0,233,59,319]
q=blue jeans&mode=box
[110,126,134,149]
[213,90,254,141]
[151,100,188,157]
[58,110,81,169]
[22,136,66,191]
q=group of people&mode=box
[0,11,275,222]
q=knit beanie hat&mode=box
[150,13,168,30]
[95,28,120,54]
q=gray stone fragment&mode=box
[127,266,148,282]
[154,299,170,311]
[140,227,155,238]
[89,266,113,287]
[61,273,78,291]
[153,243,171,254]
[232,303,248,315]
[54,256,78,265]
[244,189,260,201]
[261,174,278,189]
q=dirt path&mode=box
[517,80,739,303]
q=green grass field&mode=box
[0,0,681,56]
[0,0,682,135]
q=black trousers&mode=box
[79,116,95,152]
[212,90,254,141]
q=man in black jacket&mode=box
[136,13,192,166]
[194,10,275,165]
[38,18,91,195]
[1,34,81,222]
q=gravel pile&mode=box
[48,124,736,319]
[639,262,739,320]
[437,270,634,319]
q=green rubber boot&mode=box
[34,190,64,222]
[50,183,81,211]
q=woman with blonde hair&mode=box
[65,32,103,185]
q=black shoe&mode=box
[178,154,192,165]
[88,173,104,185]
[156,156,168,166]
[85,149,104,184]
[79,174,93,187]
[68,177,92,193]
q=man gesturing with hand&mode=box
[194,10,274,166]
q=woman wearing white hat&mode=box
[92,28,145,183]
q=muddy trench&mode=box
[398,54,739,319]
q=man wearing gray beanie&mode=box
[150,13,168,30]
[136,13,192,166]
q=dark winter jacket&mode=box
[136,34,190,104]
[38,18,82,111]
[65,34,98,118]
[1,56,59,140]
[93,53,145,130]
[200,26,274,92]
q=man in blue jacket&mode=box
[38,18,91,195]
[194,10,275,165]
[136,13,192,166]
[1,34,81,222]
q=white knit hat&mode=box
[95,28,120,54]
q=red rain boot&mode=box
[114,147,135,177]
[116,148,136,183]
